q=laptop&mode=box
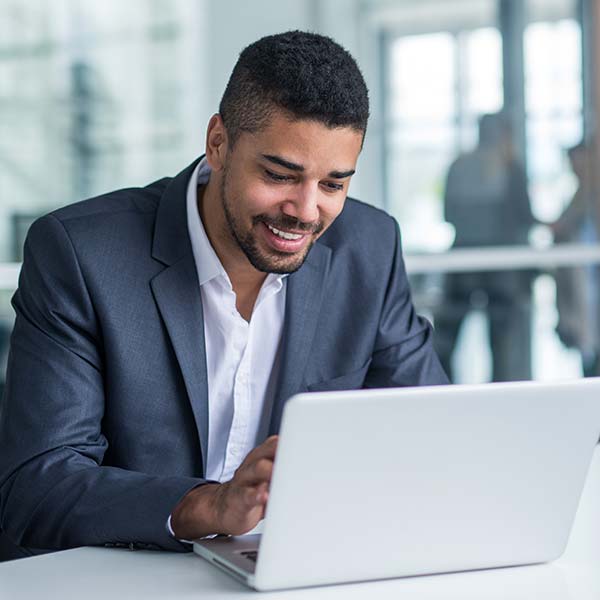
[194,379,600,591]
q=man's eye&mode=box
[323,181,344,191]
[265,169,291,182]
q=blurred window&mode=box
[0,1,205,263]
[385,27,503,252]
[382,0,590,383]
[524,18,583,222]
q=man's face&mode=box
[212,112,363,274]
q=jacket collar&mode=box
[152,158,203,266]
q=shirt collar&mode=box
[186,157,286,291]
[186,158,226,286]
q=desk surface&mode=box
[2,447,599,600]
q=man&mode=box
[552,142,600,376]
[434,112,536,382]
[0,31,446,557]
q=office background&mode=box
[0,0,599,392]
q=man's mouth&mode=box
[260,222,311,253]
[265,224,304,240]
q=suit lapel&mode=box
[268,242,332,434]
[150,158,210,474]
[150,258,209,474]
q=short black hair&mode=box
[219,30,369,144]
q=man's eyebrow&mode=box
[262,154,304,172]
[262,154,355,179]
[328,169,355,179]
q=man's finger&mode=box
[252,457,273,482]
[264,434,279,446]
[237,436,278,473]
[242,485,268,508]
[250,435,278,460]
[235,456,274,486]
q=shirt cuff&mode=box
[166,514,218,542]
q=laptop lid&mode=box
[250,379,600,590]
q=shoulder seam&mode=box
[46,213,99,330]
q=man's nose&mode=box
[280,182,320,225]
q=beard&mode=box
[220,172,323,274]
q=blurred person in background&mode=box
[434,112,537,382]
[551,141,600,376]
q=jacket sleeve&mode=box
[364,220,449,388]
[0,215,203,552]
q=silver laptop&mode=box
[194,379,600,591]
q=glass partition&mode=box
[378,0,597,383]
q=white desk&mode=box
[2,447,599,600]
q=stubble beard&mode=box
[220,172,323,275]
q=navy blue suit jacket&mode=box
[0,159,447,554]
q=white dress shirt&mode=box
[186,158,287,482]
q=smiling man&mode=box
[0,31,447,557]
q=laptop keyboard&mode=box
[240,550,258,563]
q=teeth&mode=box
[267,224,303,240]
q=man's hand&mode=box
[170,435,278,540]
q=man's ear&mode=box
[205,114,229,172]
